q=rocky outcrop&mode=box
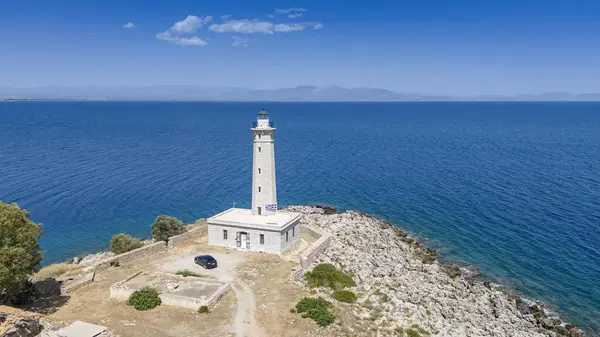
[286,205,580,337]
[0,306,43,337]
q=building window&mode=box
[260,234,264,244]
[258,186,261,192]
[258,134,262,139]
[286,231,289,242]
[258,168,261,174]
[258,207,262,215]
[258,147,261,153]
[292,226,295,237]
[223,230,228,240]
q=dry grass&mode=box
[33,263,79,282]
[238,254,342,337]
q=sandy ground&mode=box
[159,250,245,283]
[35,233,334,337]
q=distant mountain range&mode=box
[2,85,600,101]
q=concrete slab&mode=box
[45,320,106,337]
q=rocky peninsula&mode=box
[286,205,583,337]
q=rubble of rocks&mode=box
[287,205,582,337]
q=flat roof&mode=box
[208,208,301,230]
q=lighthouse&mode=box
[251,109,277,215]
[207,109,301,254]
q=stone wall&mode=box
[301,225,323,240]
[61,271,96,293]
[96,242,167,272]
[168,224,208,249]
[206,283,231,307]
[299,226,331,269]
[109,271,144,300]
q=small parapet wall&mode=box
[298,225,332,270]
[109,271,230,310]
[95,241,168,272]
[93,223,209,272]
[167,224,208,249]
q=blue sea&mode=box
[1,102,599,331]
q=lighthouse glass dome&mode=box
[253,109,275,128]
[257,109,269,119]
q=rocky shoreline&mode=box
[286,205,584,337]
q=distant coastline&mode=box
[2,85,600,102]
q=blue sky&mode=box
[1,0,599,95]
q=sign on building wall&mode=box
[265,204,277,212]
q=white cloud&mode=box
[156,31,207,47]
[170,15,212,33]
[156,15,212,47]
[209,19,275,34]
[267,14,276,18]
[231,36,248,47]
[288,13,303,19]
[273,23,306,32]
[209,19,318,34]
[275,8,307,14]
[221,15,231,20]
[123,22,136,29]
[313,23,324,30]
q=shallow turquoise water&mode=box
[0,101,599,331]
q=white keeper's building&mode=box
[207,109,301,254]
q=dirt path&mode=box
[232,280,265,337]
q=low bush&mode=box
[405,329,421,337]
[176,269,204,278]
[405,325,429,337]
[295,297,335,327]
[1,281,38,305]
[198,305,209,313]
[151,215,186,242]
[128,287,161,311]
[304,264,355,290]
[109,233,143,255]
[332,290,357,303]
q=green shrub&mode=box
[198,305,209,313]
[176,269,204,277]
[302,307,335,327]
[128,287,161,311]
[405,329,421,337]
[332,290,357,303]
[109,233,143,254]
[151,215,186,242]
[0,202,43,302]
[304,264,355,290]
[295,297,335,327]
[296,297,331,312]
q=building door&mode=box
[240,232,249,250]
[258,207,262,215]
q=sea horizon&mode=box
[1,101,599,332]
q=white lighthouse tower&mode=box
[207,109,301,254]
[251,109,277,215]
